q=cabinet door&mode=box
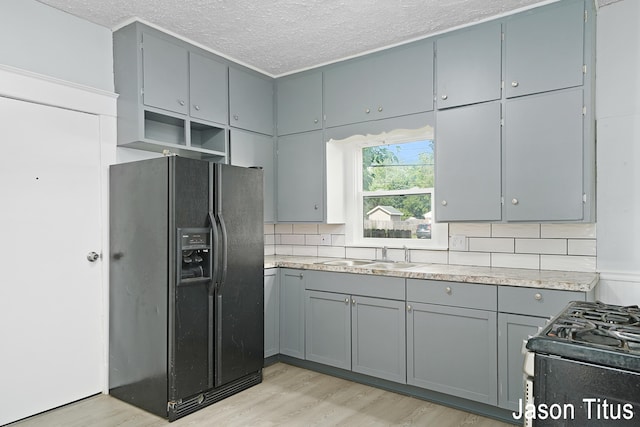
[279,269,305,359]
[375,41,434,119]
[324,56,373,128]
[498,313,547,411]
[435,101,502,221]
[229,68,274,135]
[142,33,189,115]
[505,88,584,221]
[407,302,497,405]
[505,0,584,98]
[436,23,502,109]
[277,130,324,222]
[277,72,323,136]
[264,269,279,358]
[189,52,228,125]
[305,290,351,370]
[230,129,275,222]
[351,296,406,383]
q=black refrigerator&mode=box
[109,156,264,421]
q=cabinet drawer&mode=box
[406,279,496,311]
[305,271,405,301]
[498,286,586,317]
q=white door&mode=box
[0,97,103,425]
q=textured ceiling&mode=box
[36,0,572,77]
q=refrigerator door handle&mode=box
[208,211,220,294]
[218,213,228,292]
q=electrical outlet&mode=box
[450,235,467,251]
[320,234,331,246]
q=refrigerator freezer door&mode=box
[213,164,264,387]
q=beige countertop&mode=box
[264,255,599,292]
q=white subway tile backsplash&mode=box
[275,245,293,256]
[345,247,377,260]
[491,253,540,270]
[541,255,597,272]
[293,223,318,234]
[292,245,318,257]
[264,223,275,235]
[280,234,305,245]
[516,239,567,255]
[449,223,492,237]
[264,234,275,245]
[568,239,597,256]
[541,223,596,239]
[409,250,449,264]
[449,251,491,267]
[468,238,514,253]
[264,245,275,256]
[305,234,322,245]
[492,223,540,238]
[319,223,346,234]
[318,246,346,258]
[275,223,293,234]
[332,234,346,246]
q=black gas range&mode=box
[523,301,640,426]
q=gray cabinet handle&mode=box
[511,198,519,205]
[441,94,448,100]
[377,106,383,112]
[445,286,452,295]
[314,118,319,124]
[407,304,412,312]
[365,108,371,114]
[298,273,304,279]
[233,114,239,121]
[441,200,448,206]
[178,100,185,106]
[314,204,319,210]
[194,105,200,111]
[351,298,356,305]
[344,297,350,304]
[534,293,543,301]
[511,81,519,87]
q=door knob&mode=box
[87,251,100,262]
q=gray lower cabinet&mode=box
[305,290,407,383]
[436,22,502,109]
[229,67,274,136]
[230,129,275,222]
[277,71,323,136]
[351,295,406,383]
[264,269,279,358]
[496,285,595,411]
[504,87,585,221]
[277,130,324,222]
[406,279,498,405]
[497,313,546,411]
[279,269,306,359]
[305,290,351,370]
[505,0,585,98]
[407,303,497,405]
[435,101,502,222]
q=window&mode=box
[328,125,448,249]
[361,140,434,239]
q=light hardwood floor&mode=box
[12,363,514,426]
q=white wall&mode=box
[595,0,640,304]
[0,0,113,92]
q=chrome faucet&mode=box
[381,246,388,261]
[403,246,410,263]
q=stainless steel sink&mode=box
[362,262,420,270]
[317,259,373,266]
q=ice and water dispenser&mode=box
[177,228,212,283]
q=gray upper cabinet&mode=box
[505,88,584,221]
[277,130,324,222]
[229,129,275,222]
[324,41,433,128]
[189,52,228,125]
[229,67,274,136]
[436,22,502,109]
[435,101,502,222]
[505,0,584,98]
[142,33,189,115]
[277,72,322,136]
